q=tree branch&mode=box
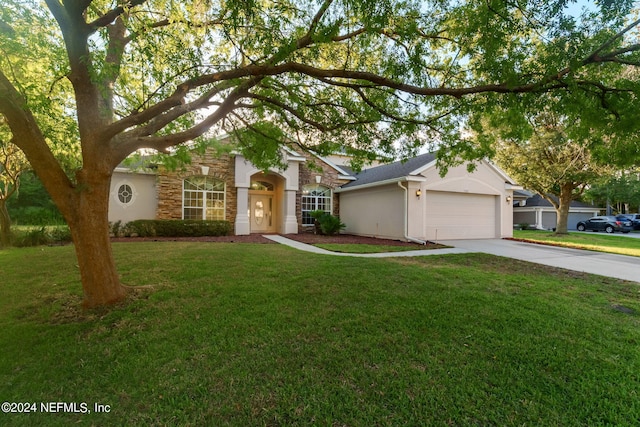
[122,17,226,44]
[296,0,335,49]
[129,82,236,138]
[586,17,640,63]
[353,87,455,129]
[0,70,77,219]
[87,0,148,32]
[113,78,263,163]
[247,93,329,131]
[104,79,238,141]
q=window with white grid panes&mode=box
[301,185,332,226]
[183,176,225,220]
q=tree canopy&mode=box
[585,170,640,213]
[3,0,640,168]
[477,111,612,233]
[2,0,640,307]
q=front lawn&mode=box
[513,229,640,257]
[1,242,639,426]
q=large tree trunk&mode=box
[0,199,11,247]
[554,184,574,235]
[66,169,127,308]
[2,70,127,308]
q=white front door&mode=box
[250,194,275,233]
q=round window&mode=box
[118,184,133,204]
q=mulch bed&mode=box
[111,233,435,247]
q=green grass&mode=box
[514,229,640,257]
[314,243,430,253]
[1,242,639,426]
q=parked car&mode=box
[576,216,632,233]
[617,214,640,230]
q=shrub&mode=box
[14,227,51,247]
[10,207,66,226]
[126,220,156,237]
[110,220,124,237]
[309,211,346,236]
[12,226,71,247]
[48,226,72,244]
[125,220,233,237]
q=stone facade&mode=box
[296,152,352,233]
[156,152,237,224]
[155,147,351,235]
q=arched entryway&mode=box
[234,154,302,235]
[249,173,279,233]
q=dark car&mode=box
[576,216,632,233]
[617,214,640,230]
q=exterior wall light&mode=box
[506,195,512,203]
[416,189,422,198]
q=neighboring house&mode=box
[512,192,602,230]
[109,147,520,241]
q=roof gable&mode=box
[341,152,437,189]
[339,153,519,190]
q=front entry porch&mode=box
[234,163,300,235]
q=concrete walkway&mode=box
[264,235,640,284]
[263,235,469,258]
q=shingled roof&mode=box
[341,152,437,189]
[517,193,599,209]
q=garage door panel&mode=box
[425,191,497,240]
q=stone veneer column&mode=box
[283,189,299,234]
[235,186,250,235]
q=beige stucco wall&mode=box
[338,160,516,241]
[109,171,158,223]
[339,183,405,240]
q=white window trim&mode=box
[182,176,227,221]
[301,184,332,227]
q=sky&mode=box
[564,0,597,17]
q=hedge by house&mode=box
[121,220,233,237]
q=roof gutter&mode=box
[335,175,426,193]
[397,181,427,245]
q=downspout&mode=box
[398,181,427,245]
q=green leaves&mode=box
[473,105,614,206]
[4,0,640,175]
[234,121,288,171]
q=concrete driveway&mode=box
[266,235,639,284]
[440,239,640,284]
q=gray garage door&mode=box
[425,191,498,240]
